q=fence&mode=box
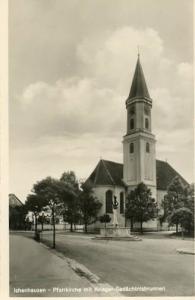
[31,223,84,232]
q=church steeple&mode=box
[123,55,156,199]
[128,55,150,100]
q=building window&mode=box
[146,142,150,153]
[130,118,134,129]
[144,104,150,115]
[129,105,135,115]
[145,118,149,129]
[130,143,134,153]
[120,192,124,214]
[105,190,113,214]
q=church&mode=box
[85,55,188,231]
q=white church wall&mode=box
[157,190,166,207]
[88,185,126,231]
[123,136,138,184]
[89,187,172,232]
[133,219,158,231]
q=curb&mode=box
[40,241,122,296]
[176,248,195,255]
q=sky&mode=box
[9,0,194,202]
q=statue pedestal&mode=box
[100,227,131,237]
[96,227,142,241]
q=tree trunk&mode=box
[176,223,178,233]
[140,220,143,234]
[84,223,87,233]
[35,215,37,234]
[181,226,184,240]
[70,222,73,232]
[130,218,134,231]
[52,208,56,249]
[104,221,106,229]
[41,221,44,231]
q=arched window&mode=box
[130,143,134,153]
[146,142,150,153]
[130,118,134,129]
[120,192,124,214]
[145,118,149,129]
[105,190,113,214]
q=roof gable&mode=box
[85,159,124,187]
[9,194,23,207]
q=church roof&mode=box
[128,56,150,100]
[156,160,188,190]
[9,194,23,208]
[85,160,124,187]
[85,159,188,190]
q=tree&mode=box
[25,194,47,236]
[168,207,193,238]
[60,171,79,190]
[125,182,157,233]
[32,176,65,248]
[161,176,190,232]
[185,184,194,213]
[79,184,102,233]
[99,214,111,229]
[60,171,81,232]
[38,213,46,231]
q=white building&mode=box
[84,56,188,231]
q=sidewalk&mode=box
[10,234,114,297]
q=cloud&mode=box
[177,62,193,80]
[17,77,124,142]
[11,25,193,199]
[152,88,193,132]
[17,26,193,143]
[77,27,165,92]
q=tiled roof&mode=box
[128,56,150,100]
[85,159,188,191]
[9,194,23,207]
[85,160,124,187]
[156,160,188,190]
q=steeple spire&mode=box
[128,56,150,100]
[137,45,140,57]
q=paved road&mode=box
[10,234,107,297]
[41,232,194,297]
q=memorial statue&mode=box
[112,196,119,227]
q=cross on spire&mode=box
[137,45,140,57]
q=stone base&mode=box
[100,227,131,237]
[97,227,142,241]
[93,236,142,241]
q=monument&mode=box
[112,196,119,227]
[99,195,141,240]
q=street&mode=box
[41,231,194,297]
[10,232,194,297]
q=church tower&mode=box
[123,55,156,198]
